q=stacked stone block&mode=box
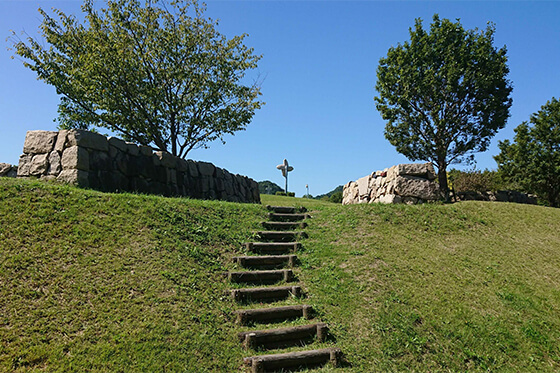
[0,163,17,178]
[17,130,260,203]
[342,163,440,205]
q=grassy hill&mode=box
[2,178,560,372]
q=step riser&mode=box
[231,286,301,303]
[261,222,307,230]
[246,243,299,255]
[268,213,309,222]
[232,255,297,269]
[239,323,328,350]
[228,270,294,284]
[257,231,307,242]
[235,305,312,325]
[245,348,341,373]
[266,206,307,214]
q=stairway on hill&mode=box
[228,206,342,372]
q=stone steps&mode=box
[266,205,307,214]
[231,285,302,303]
[245,242,299,255]
[234,305,313,325]
[232,254,297,269]
[227,205,343,371]
[261,221,307,230]
[227,269,294,284]
[268,212,310,222]
[256,231,307,242]
[238,323,328,350]
[243,348,342,373]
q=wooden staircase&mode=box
[228,205,342,372]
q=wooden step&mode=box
[232,255,297,269]
[238,323,328,350]
[256,231,307,242]
[261,221,307,230]
[246,242,299,255]
[227,269,294,284]
[244,348,342,373]
[235,305,313,325]
[231,285,302,303]
[268,213,310,222]
[266,205,307,214]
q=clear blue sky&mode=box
[1,1,559,197]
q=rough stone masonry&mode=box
[342,163,440,205]
[17,130,260,203]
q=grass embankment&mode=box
[2,179,560,372]
[0,177,265,372]
[266,195,560,372]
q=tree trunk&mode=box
[438,162,450,202]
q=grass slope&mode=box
[0,178,265,372]
[2,180,560,372]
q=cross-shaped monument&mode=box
[276,159,294,195]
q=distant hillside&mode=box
[258,180,283,195]
[314,185,343,200]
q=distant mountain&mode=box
[314,185,343,200]
[258,180,284,195]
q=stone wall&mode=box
[0,163,17,178]
[342,163,440,205]
[17,130,260,203]
[456,190,537,204]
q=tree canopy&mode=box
[375,14,513,199]
[495,98,560,207]
[12,0,263,158]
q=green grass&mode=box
[2,179,560,372]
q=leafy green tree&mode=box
[11,0,263,158]
[495,98,560,207]
[375,15,513,200]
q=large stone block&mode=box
[393,175,439,200]
[198,162,215,177]
[0,163,12,176]
[155,151,176,169]
[61,146,89,171]
[17,154,32,176]
[125,142,140,156]
[54,130,68,153]
[57,169,89,187]
[108,137,127,153]
[29,154,49,176]
[67,130,108,152]
[377,194,402,204]
[23,130,58,154]
[89,150,111,171]
[390,163,436,180]
[47,151,62,175]
[356,175,370,197]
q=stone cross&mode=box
[276,159,293,194]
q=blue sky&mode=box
[1,1,559,197]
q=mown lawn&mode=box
[2,179,560,372]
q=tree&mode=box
[495,98,560,207]
[375,15,512,200]
[11,0,263,158]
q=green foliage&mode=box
[275,191,295,197]
[448,168,509,193]
[313,185,343,200]
[258,180,283,195]
[328,191,343,204]
[375,14,513,198]
[11,0,263,158]
[495,97,560,207]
